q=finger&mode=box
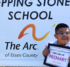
[45,45,47,48]
[44,49,50,52]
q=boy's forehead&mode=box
[57,28,69,32]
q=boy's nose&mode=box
[63,33,67,36]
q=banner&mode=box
[0,0,70,66]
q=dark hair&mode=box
[55,23,69,33]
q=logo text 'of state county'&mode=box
[18,24,56,41]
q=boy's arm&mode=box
[68,58,70,67]
[42,46,50,57]
[69,57,70,64]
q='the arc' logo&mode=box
[18,24,56,41]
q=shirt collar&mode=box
[53,41,70,47]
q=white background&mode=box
[0,0,70,66]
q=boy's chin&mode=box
[60,41,68,45]
[62,42,68,45]
[61,44,66,46]
[62,40,68,43]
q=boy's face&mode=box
[54,28,70,46]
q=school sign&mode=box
[0,0,70,66]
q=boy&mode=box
[43,23,70,67]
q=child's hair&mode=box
[55,23,69,33]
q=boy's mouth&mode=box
[62,39,67,41]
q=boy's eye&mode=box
[60,32,64,35]
[56,32,70,36]
[66,32,70,35]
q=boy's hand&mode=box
[42,46,50,57]
[69,57,70,64]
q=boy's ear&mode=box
[54,34,58,39]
